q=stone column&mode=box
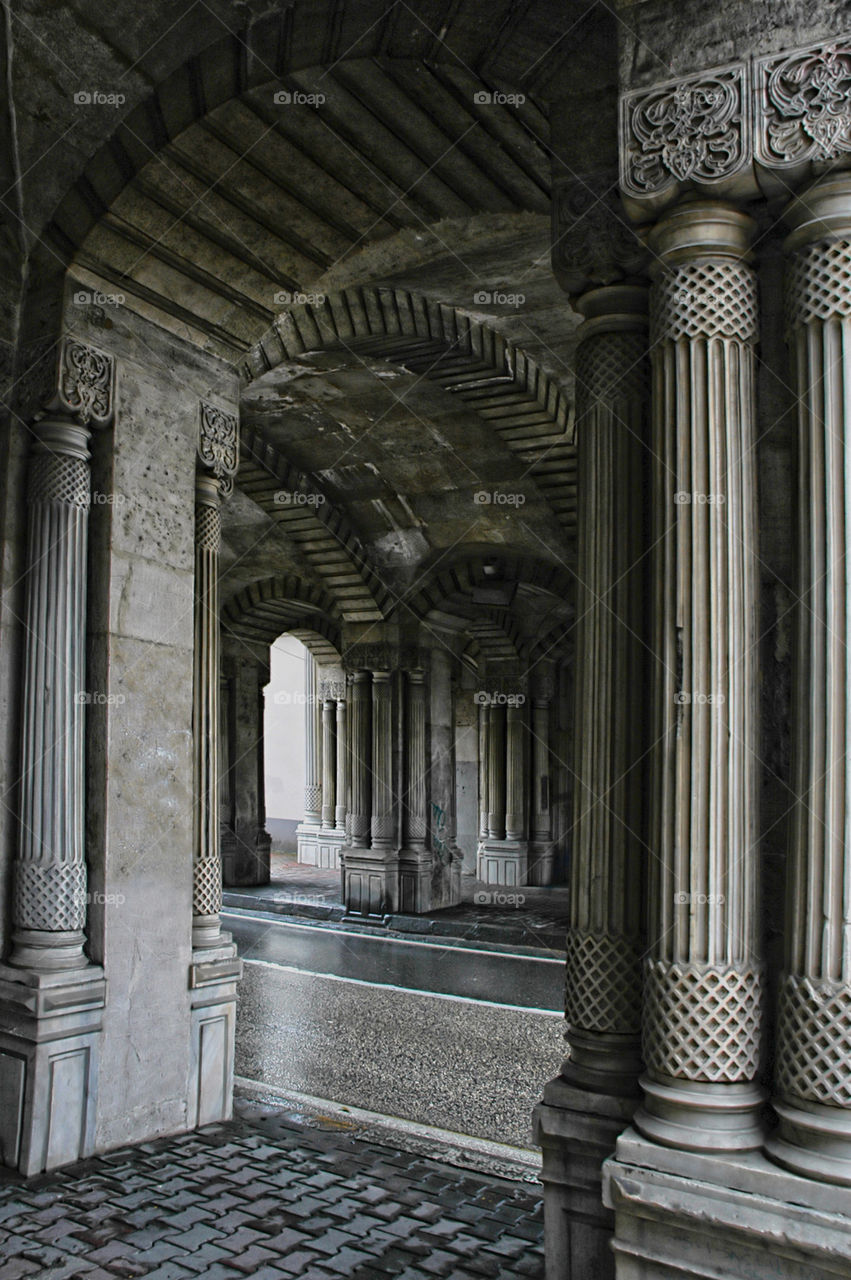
[399,669,430,912]
[534,285,650,1279]
[486,703,506,840]
[0,385,110,1173]
[321,697,336,828]
[349,671,371,846]
[529,695,553,885]
[370,671,394,852]
[188,401,242,1128]
[635,201,763,1152]
[335,695,347,830]
[221,649,271,887]
[505,700,527,842]
[303,652,322,825]
[766,174,851,1185]
[478,702,490,841]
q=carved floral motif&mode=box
[757,41,851,165]
[198,401,239,497]
[552,177,646,290]
[58,340,115,426]
[621,64,749,197]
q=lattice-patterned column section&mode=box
[564,285,650,1093]
[192,403,237,949]
[637,203,763,1152]
[767,175,851,1185]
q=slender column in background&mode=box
[303,653,322,826]
[766,174,851,1185]
[505,701,527,843]
[335,696,347,830]
[636,201,763,1152]
[403,670,428,853]
[321,697,336,828]
[478,702,490,841]
[529,695,553,885]
[370,671,394,852]
[349,672,371,845]
[487,703,506,840]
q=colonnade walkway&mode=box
[0,1096,544,1279]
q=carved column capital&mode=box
[198,401,238,498]
[52,338,116,427]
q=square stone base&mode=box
[528,843,555,886]
[0,961,106,1175]
[477,840,528,885]
[534,1075,639,1280]
[188,939,242,1129]
[604,1128,851,1279]
[342,847,399,917]
[296,821,322,866]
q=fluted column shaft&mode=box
[371,672,394,850]
[193,473,224,949]
[335,698,347,830]
[349,672,371,845]
[505,702,527,841]
[303,653,321,824]
[637,201,763,1152]
[478,703,490,840]
[404,670,427,850]
[487,704,506,840]
[321,698,336,827]
[564,285,650,1091]
[10,416,92,970]
[766,174,851,1185]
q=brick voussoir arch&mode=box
[221,575,342,660]
[398,549,576,626]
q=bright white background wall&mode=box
[264,637,306,821]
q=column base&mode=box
[296,820,322,866]
[222,828,271,887]
[398,849,433,913]
[528,843,555,885]
[534,1074,639,1280]
[634,1072,766,1153]
[477,839,528,885]
[0,960,106,1175]
[604,1126,851,1279]
[188,937,242,1128]
[342,846,399,916]
[313,826,345,871]
[766,1096,851,1187]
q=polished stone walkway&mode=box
[0,1098,544,1280]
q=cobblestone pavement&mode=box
[0,1098,544,1280]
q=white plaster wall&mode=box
[264,637,306,821]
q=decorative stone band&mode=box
[193,855,222,919]
[14,862,88,932]
[303,784,322,813]
[643,959,763,1084]
[576,329,649,407]
[371,814,395,841]
[29,453,90,508]
[775,973,851,1109]
[651,262,758,343]
[785,239,851,332]
[565,930,642,1035]
[194,500,221,554]
[620,37,851,212]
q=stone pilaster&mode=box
[534,286,650,1280]
[321,697,336,828]
[335,696,347,831]
[188,401,241,1129]
[765,174,851,1186]
[486,704,506,841]
[528,695,553,886]
[478,702,490,841]
[399,669,431,912]
[505,701,527,842]
[220,650,271,888]
[296,651,322,864]
[636,201,764,1153]
[349,671,371,846]
[0,358,112,1172]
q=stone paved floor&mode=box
[0,1098,544,1280]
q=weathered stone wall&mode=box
[64,286,238,1149]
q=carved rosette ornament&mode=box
[765,175,851,1186]
[11,341,115,971]
[198,402,238,498]
[756,40,851,166]
[621,64,750,201]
